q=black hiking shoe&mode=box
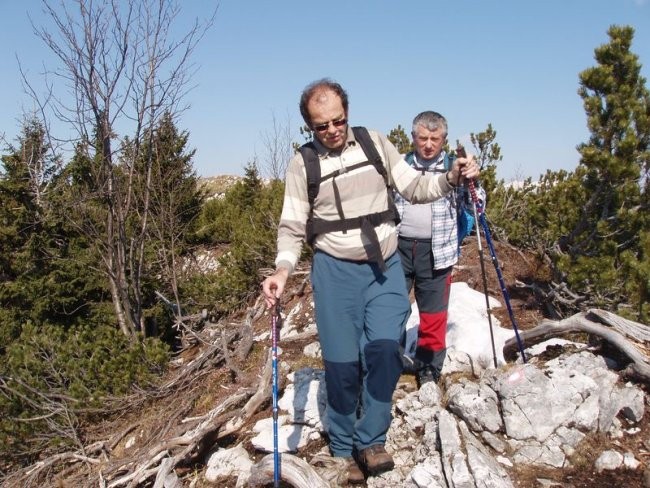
[416,366,440,388]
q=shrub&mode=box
[0,322,169,465]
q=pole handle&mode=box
[456,143,483,213]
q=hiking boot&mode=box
[416,366,439,388]
[356,444,394,476]
[344,457,365,484]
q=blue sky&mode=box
[1,0,649,181]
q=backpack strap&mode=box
[351,126,389,183]
[444,152,455,170]
[299,142,320,209]
[299,126,389,206]
[297,127,399,272]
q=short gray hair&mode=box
[411,111,448,137]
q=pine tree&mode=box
[186,161,284,316]
[0,119,48,345]
[387,125,413,154]
[135,112,205,318]
[469,124,502,197]
[559,25,650,320]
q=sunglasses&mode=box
[312,117,347,133]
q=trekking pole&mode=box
[456,145,527,363]
[457,145,497,367]
[470,194,498,368]
[271,302,282,487]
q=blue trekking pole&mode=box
[467,179,527,363]
[456,145,527,363]
[271,303,282,487]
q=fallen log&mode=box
[585,308,650,343]
[248,453,331,488]
[503,310,650,383]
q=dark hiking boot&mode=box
[344,457,365,484]
[414,347,445,387]
[416,366,440,388]
[429,348,447,375]
[356,444,394,476]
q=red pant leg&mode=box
[417,310,447,351]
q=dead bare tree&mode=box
[259,109,293,181]
[26,0,216,338]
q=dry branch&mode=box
[249,453,331,488]
[236,299,265,361]
[4,301,268,488]
[102,329,280,486]
[503,310,650,382]
[218,348,279,440]
[585,309,650,343]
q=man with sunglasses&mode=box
[262,79,479,484]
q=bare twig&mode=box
[503,311,650,382]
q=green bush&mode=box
[183,165,285,316]
[0,322,169,465]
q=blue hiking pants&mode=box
[311,251,411,457]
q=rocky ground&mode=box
[420,237,648,488]
[222,235,650,487]
[5,234,648,487]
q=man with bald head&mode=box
[262,78,479,483]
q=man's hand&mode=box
[449,154,480,185]
[262,268,289,308]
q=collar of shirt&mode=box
[412,150,446,172]
[310,126,356,158]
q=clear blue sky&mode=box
[1,0,649,181]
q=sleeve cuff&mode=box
[275,258,294,276]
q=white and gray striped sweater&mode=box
[275,127,455,275]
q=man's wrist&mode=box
[275,266,290,277]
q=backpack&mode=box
[298,126,399,271]
[404,151,477,247]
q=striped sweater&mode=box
[275,127,455,274]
